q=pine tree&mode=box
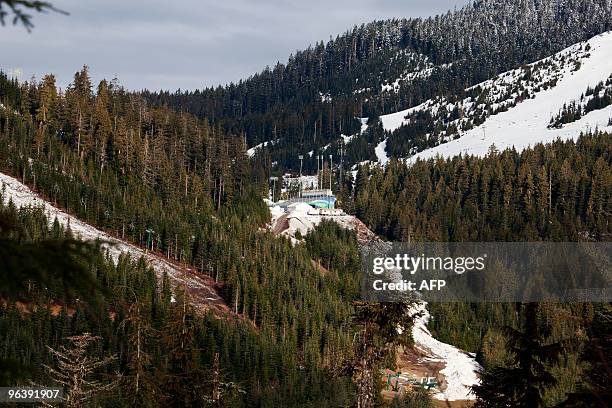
[473,303,564,408]
[338,301,418,408]
[559,304,612,407]
[119,298,162,407]
[204,352,245,407]
[159,286,208,407]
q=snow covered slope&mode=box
[379,31,612,163]
[269,205,480,401]
[247,140,274,157]
[0,172,225,313]
[270,202,379,245]
[375,139,389,165]
[412,302,481,401]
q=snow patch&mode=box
[319,92,332,103]
[408,32,612,163]
[375,31,612,164]
[359,117,369,134]
[375,139,389,165]
[341,134,355,144]
[270,202,358,243]
[411,302,481,401]
[0,172,222,309]
[247,139,279,157]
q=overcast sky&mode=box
[1,0,469,91]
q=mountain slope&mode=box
[268,205,481,401]
[412,302,481,401]
[0,172,227,314]
[379,31,612,163]
[144,0,612,173]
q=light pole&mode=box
[321,154,324,189]
[339,143,345,186]
[298,154,303,197]
[316,155,320,189]
[329,154,333,191]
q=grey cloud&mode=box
[0,0,469,91]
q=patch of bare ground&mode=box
[381,346,474,407]
[311,258,330,275]
[351,216,381,245]
[272,213,289,235]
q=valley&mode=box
[0,0,610,407]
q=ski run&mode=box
[379,31,612,164]
[0,172,224,312]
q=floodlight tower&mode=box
[298,154,304,197]
[316,155,320,189]
[339,143,345,186]
[321,155,324,189]
[329,154,333,191]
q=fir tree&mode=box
[472,303,565,408]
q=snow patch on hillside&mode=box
[375,139,389,165]
[412,302,481,401]
[341,134,353,144]
[409,32,612,162]
[0,172,223,310]
[381,55,451,94]
[277,205,356,243]
[359,117,369,134]
[380,98,431,133]
[247,139,279,157]
[320,92,332,103]
[378,31,612,164]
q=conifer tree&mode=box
[339,301,418,408]
[159,285,208,407]
[559,305,612,407]
[119,297,162,407]
[472,303,564,408]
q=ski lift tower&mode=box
[145,228,155,253]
